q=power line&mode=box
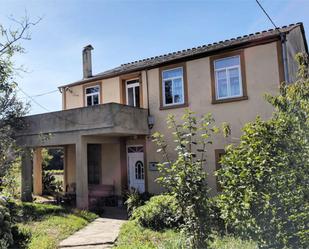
[16,84,84,126]
[255,0,280,32]
[31,89,59,98]
[17,85,53,113]
[16,84,128,127]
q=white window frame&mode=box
[162,67,185,107]
[85,85,100,106]
[214,56,243,100]
[125,78,140,107]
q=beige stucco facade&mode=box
[18,23,307,209]
[62,41,282,195]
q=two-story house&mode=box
[17,23,308,209]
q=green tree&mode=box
[218,53,309,248]
[153,110,228,248]
[0,16,39,186]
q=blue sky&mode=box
[1,0,308,114]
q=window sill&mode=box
[160,102,188,110]
[212,96,248,104]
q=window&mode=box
[135,161,144,180]
[215,149,225,192]
[162,67,185,106]
[85,85,100,106]
[214,56,242,99]
[126,79,140,107]
[210,51,248,104]
[87,144,101,185]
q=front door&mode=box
[87,144,101,185]
[127,146,145,192]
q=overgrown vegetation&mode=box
[125,190,153,217]
[0,198,13,248]
[217,53,309,249]
[0,16,33,188]
[41,148,63,195]
[114,220,256,249]
[131,194,182,231]
[8,202,97,249]
[152,110,229,248]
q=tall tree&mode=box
[0,15,39,184]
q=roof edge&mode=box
[59,23,304,89]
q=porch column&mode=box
[63,146,68,192]
[76,137,88,209]
[21,147,33,202]
[33,147,43,195]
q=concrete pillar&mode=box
[76,137,88,209]
[21,147,33,202]
[33,147,43,196]
[63,146,68,192]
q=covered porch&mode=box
[16,103,149,209]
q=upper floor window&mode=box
[210,51,248,104]
[162,67,184,106]
[126,79,140,107]
[214,56,242,99]
[85,85,100,106]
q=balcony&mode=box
[16,103,149,147]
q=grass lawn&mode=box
[10,202,98,249]
[114,220,257,249]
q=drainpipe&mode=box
[145,70,154,130]
[280,33,289,83]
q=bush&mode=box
[131,194,182,231]
[42,170,63,195]
[125,190,153,217]
[152,110,229,248]
[208,197,226,235]
[0,197,13,249]
[217,54,309,249]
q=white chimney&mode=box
[82,44,93,78]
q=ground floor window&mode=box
[87,144,101,185]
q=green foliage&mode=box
[152,110,227,248]
[131,194,182,230]
[114,220,187,249]
[0,198,13,249]
[0,160,21,199]
[217,53,309,249]
[114,220,256,249]
[42,170,58,195]
[125,190,153,217]
[41,148,63,195]
[8,202,97,248]
[45,149,64,170]
[0,16,40,187]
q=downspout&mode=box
[145,69,154,130]
[280,32,290,83]
[146,69,150,116]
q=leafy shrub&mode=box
[208,197,226,235]
[42,170,63,195]
[131,194,182,230]
[1,161,21,199]
[152,110,229,248]
[11,225,31,249]
[0,197,13,248]
[217,54,309,249]
[125,190,152,217]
